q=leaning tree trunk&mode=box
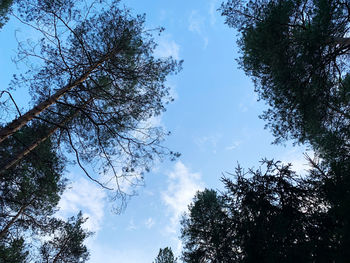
[0,49,117,144]
[0,200,32,239]
[0,98,94,174]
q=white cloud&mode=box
[280,148,314,175]
[162,162,204,234]
[57,177,106,233]
[209,0,220,26]
[188,10,204,34]
[238,92,258,112]
[195,134,222,153]
[188,10,209,49]
[226,140,242,151]
[127,218,137,231]
[154,36,180,60]
[144,217,155,229]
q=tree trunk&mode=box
[332,37,350,47]
[52,236,70,263]
[0,201,31,239]
[0,98,94,174]
[0,48,117,144]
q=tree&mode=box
[0,123,68,262]
[181,160,332,262]
[0,238,27,263]
[221,0,350,160]
[153,247,177,263]
[0,0,182,196]
[0,123,65,240]
[220,2,350,260]
[181,189,235,263]
[0,0,13,29]
[39,212,91,263]
[0,124,93,262]
[309,156,350,260]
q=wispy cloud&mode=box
[226,140,242,151]
[195,133,222,153]
[188,10,209,48]
[154,35,180,60]
[280,148,314,175]
[58,177,106,233]
[209,0,220,26]
[144,217,155,229]
[238,92,258,113]
[127,218,137,231]
[188,10,204,34]
[162,161,204,234]
[89,246,151,263]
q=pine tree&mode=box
[221,0,350,160]
[153,247,177,263]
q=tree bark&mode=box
[0,48,117,144]
[333,37,350,47]
[0,201,31,239]
[0,98,94,174]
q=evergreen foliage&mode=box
[0,0,13,29]
[153,247,177,263]
[0,0,182,196]
[39,212,91,263]
[181,160,339,262]
[181,189,235,262]
[0,124,90,262]
[220,1,350,261]
[221,0,350,160]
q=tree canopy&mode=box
[181,189,235,263]
[0,0,182,260]
[0,0,13,29]
[221,2,350,260]
[221,0,350,160]
[0,124,90,262]
[0,0,182,197]
[181,160,341,262]
[153,247,178,263]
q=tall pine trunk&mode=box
[0,49,116,144]
[0,98,94,174]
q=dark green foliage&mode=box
[0,238,27,263]
[0,123,65,239]
[0,0,13,29]
[223,160,329,263]
[1,1,181,261]
[153,247,177,263]
[221,0,350,160]
[221,2,350,261]
[39,212,91,263]
[312,157,350,260]
[0,124,90,262]
[181,189,235,263]
[1,0,182,196]
[181,160,334,262]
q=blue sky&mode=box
[0,0,311,262]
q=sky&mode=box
[0,0,312,262]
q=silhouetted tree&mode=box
[221,0,350,160]
[0,0,13,29]
[0,124,65,240]
[181,189,235,263]
[153,247,177,263]
[0,238,27,263]
[0,0,182,197]
[39,212,91,263]
[181,160,333,262]
[221,2,350,261]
